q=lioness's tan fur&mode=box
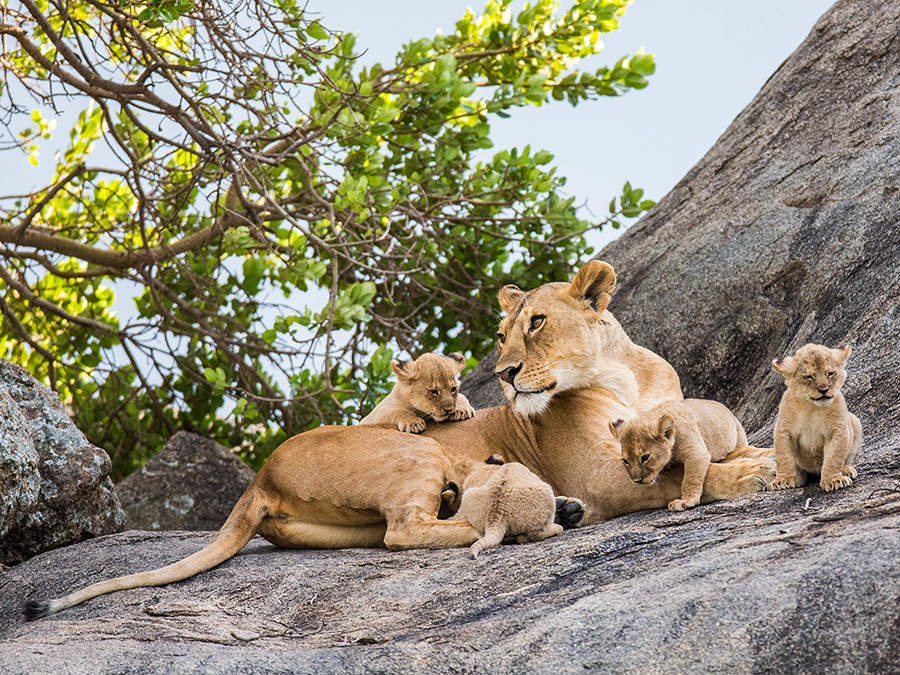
[24,260,775,620]
[770,343,862,492]
[360,352,474,433]
[443,458,562,558]
[609,399,749,511]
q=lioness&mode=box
[24,261,774,620]
[443,456,562,558]
[769,343,862,492]
[360,352,475,433]
[609,399,749,511]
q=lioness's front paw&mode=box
[769,475,803,491]
[667,498,699,512]
[451,404,475,421]
[397,418,426,433]
[821,474,853,492]
[554,497,585,529]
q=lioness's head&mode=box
[392,352,466,421]
[772,343,851,407]
[609,414,675,484]
[494,260,617,417]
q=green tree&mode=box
[0,0,655,477]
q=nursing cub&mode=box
[770,343,862,492]
[443,456,563,558]
[609,399,749,511]
[360,352,475,433]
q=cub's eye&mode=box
[621,458,630,466]
[530,315,545,330]
[640,454,650,463]
[451,386,459,394]
[804,375,814,381]
[427,389,439,396]
[827,371,836,377]
[496,333,506,344]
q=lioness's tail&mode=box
[469,520,506,559]
[23,488,267,621]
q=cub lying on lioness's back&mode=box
[609,399,750,511]
[770,343,862,492]
[442,456,563,558]
[360,352,475,433]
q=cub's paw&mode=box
[451,404,476,421]
[397,418,426,433]
[554,497,585,529]
[842,465,858,479]
[667,498,699,512]
[821,475,853,492]
[769,475,804,491]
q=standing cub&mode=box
[442,457,563,558]
[360,352,475,433]
[770,343,862,492]
[609,399,749,511]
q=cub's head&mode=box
[495,260,617,417]
[441,455,504,511]
[772,343,851,407]
[609,414,675,485]
[392,352,466,421]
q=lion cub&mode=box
[609,399,748,511]
[442,456,563,558]
[770,343,862,492]
[360,352,475,433]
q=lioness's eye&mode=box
[530,315,545,330]
[428,389,438,396]
[641,454,650,463]
[496,333,506,344]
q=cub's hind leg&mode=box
[516,523,563,544]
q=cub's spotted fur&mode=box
[360,353,474,433]
[770,344,862,492]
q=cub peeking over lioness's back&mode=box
[769,343,862,492]
[609,399,750,511]
[360,352,475,433]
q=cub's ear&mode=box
[772,356,795,377]
[609,418,625,439]
[568,260,616,313]
[833,345,852,365]
[392,358,417,381]
[448,352,466,373]
[485,454,504,466]
[657,414,675,441]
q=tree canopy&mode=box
[0,0,655,477]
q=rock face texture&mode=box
[0,360,124,567]
[2,0,900,672]
[116,432,255,532]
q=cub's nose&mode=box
[496,364,522,384]
[818,385,830,393]
[442,405,454,414]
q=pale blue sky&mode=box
[307,0,836,251]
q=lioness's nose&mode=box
[496,364,522,384]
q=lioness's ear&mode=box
[834,345,852,365]
[657,414,675,441]
[498,285,525,315]
[448,352,466,373]
[392,358,417,381]
[609,418,625,438]
[568,260,616,313]
[772,356,795,377]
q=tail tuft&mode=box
[23,599,53,621]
